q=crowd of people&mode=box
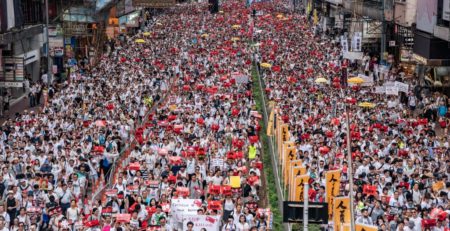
[252,1,449,231]
[0,1,272,231]
[0,0,448,230]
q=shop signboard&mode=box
[133,0,176,8]
[443,0,450,21]
[400,49,413,62]
[0,82,23,88]
[325,0,343,4]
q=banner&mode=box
[282,141,295,185]
[276,114,283,162]
[170,199,202,221]
[341,36,348,53]
[283,150,302,188]
[356,224,378,231]
[333,197,351,231]
[267,109,274,136]
[182,215,220,231]
[292,175,310,201]
[326,170,341,219]
[287,159,303,192]
[281,124,290,142]
[289,165,306,199]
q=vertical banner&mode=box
[283,146,302,186]
[340,36,348,53]
[356,224,378,231]
[289,164,306,199]
[282,141,295,185]
[284,160,306,199]
[352,32,362,52]
[276,114,283,162]
[326,170,341,219]
[281,124,289,142]
[292,175,310,201]
[313,9,318,25]
[333,197,351,231]
[266,110,274,136]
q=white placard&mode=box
[0,82,23,88]
[182,215,221,231]
[385,86,399,96]
[375,86,385,94]
[210,157,224,170]
[343,51,363,61]
[394,81,409,93]
[170,199,202,221]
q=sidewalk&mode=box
[0,92,41,124]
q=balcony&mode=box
[343,0,386,21]
[0,24,44,45]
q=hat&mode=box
[7,190,13,194]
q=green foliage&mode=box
[251,65,283,230]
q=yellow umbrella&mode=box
[232,25,241,29]
[201,33,209,38]
[260,63,272,69]
[358,102,376,108]
[231,37,240,42]
[315,77,328,84]
[276,14,284,18]
[135,39,145,43]
[143,32,151,36]
[348,76,365,84]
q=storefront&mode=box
[62,7,97,61]
[413,31,450,90]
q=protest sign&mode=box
[375,86,385,94]
[170,199,202,220]
[385,86,399,96]
[182,215,221,231]
[394,81,409,93]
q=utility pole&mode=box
[45,0,52,85]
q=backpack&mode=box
[101,158,110,168]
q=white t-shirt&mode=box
[67,207,79,223]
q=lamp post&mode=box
[344,103,355,231]
[45,0,52,85]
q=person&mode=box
[186,221,194,231]
[222,216,237,231]
[6,191,18,222]
[236,214,250,231]
[356,208,374,225]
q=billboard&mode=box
[416,0,437,33]
[444,0,450,21]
